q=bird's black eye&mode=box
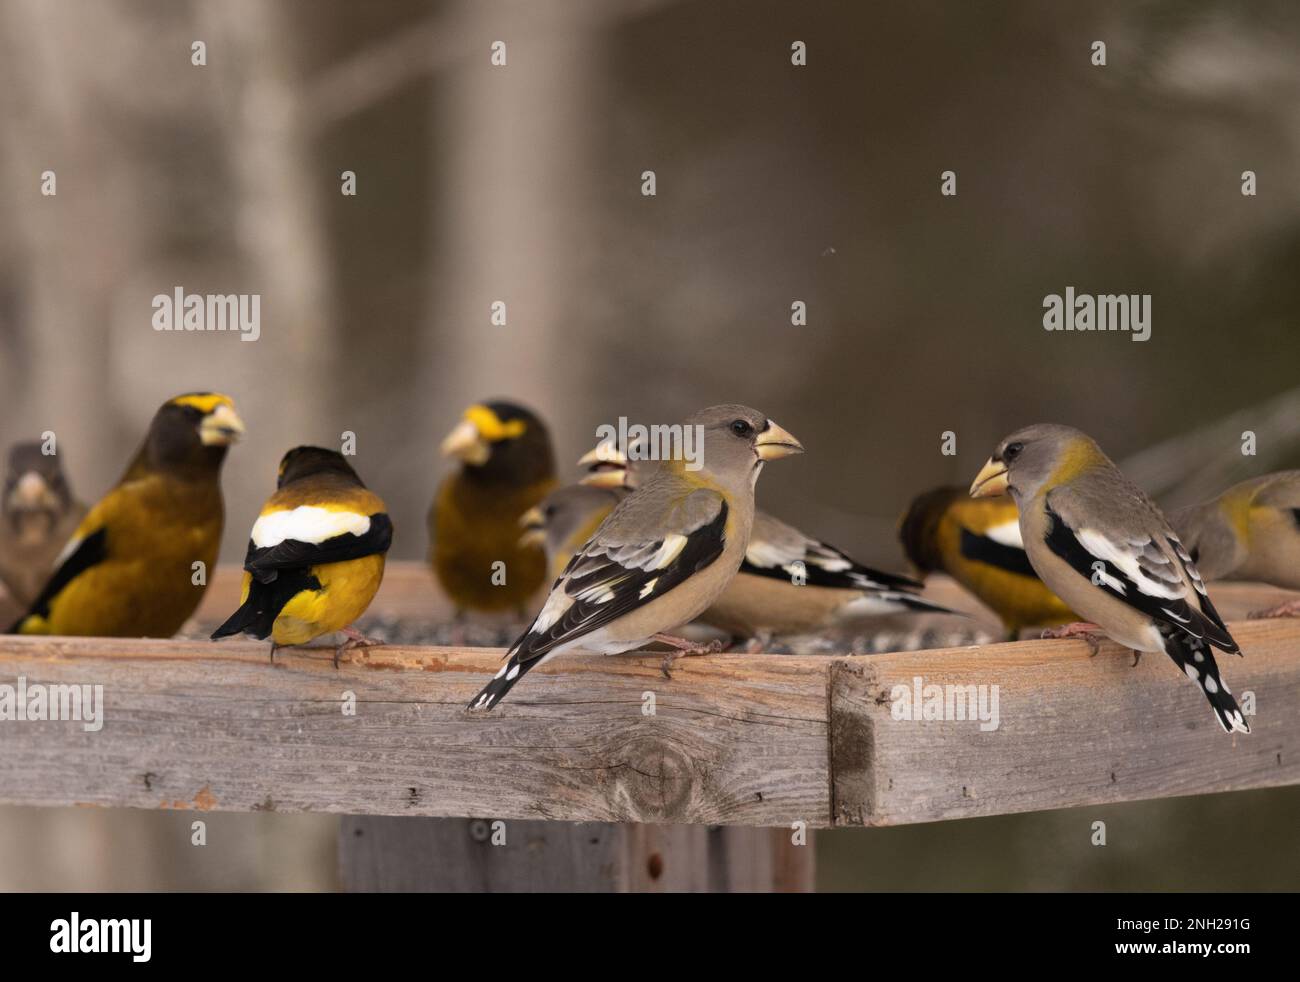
[730,419,753,438]
[1003,442,1024,461]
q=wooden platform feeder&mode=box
[1,563,1296,891]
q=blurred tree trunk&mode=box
[421,0,611,461]
[0,0,127,479]
[209,0,335,444]
[0,0,337,890]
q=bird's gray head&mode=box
[686,404,803,494]
[971,423,1102,501]
[579,405,802,496]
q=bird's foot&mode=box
[653,633,726,678]
[1040,621,1105,657]
[1131,650,1141,668]
[268,642,278,665]
[335,626,384,668]
[744,630,773,654]
[1248,598,1300,620]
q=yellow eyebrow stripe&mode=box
[170,393,234,414]
[465,404,526,442]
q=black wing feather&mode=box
[740,538,957,615]
[244,513,393,583]
[210,569,323,640]
[8,527,108,632]
[740,545,922,592]
[468,504,729,710]
[1043,502,1237,653]
[959,527,1038,578]
[517,504,728,666]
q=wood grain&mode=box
[1,568,1297,829]
[830,618,1300,826]
[0,636,831,826]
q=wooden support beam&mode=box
[338,817,813,892]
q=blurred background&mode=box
[1,0,1297,890]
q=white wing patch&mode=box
[649,533,689,570]
[533,586,576,633]
[251,506,371,548]
[835,595,905,619]
[747,533,850,574]
[806,551,851,573]
[984,520,1023,548]
[1076,528,1183,601]
[746,537,797,569]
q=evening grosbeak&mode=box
[468,405,803,710]
[9,393,244,637]
[971,424,1248,733]
[578,442,955,644]
[212,446,392,664]
[1170,471,1300,618]
[0,441,87,609]
[518,483,625,584]
[429,401,557,616]
[899,485,1075,639]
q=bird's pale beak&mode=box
[577,442,627,469]
[441,419,490,465]
[199,404,246,446]
[755,421,804,461]
[580,468,628,489]
[517,505,546,549]
[970,458,1010,498]
[10,471,52,510]
[578,441,630,488]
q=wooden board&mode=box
[829,619,1300,826]
[0,636,832,826]
[1,604,1297,827]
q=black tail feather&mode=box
[210,570,319,641]
[467,644,539,712]
[879,591,964,617]
[1159,625,1249,734]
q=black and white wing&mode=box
[468,487,729,710]
[243,505,393,583]
[741,512,955,614]
[1044,490,1246,733]
[1043,491,1235,651]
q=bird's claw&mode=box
[335,627,384,668]
[655,635,725,678]
[1248,599,1300,620]
[1040,622,1104,657]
